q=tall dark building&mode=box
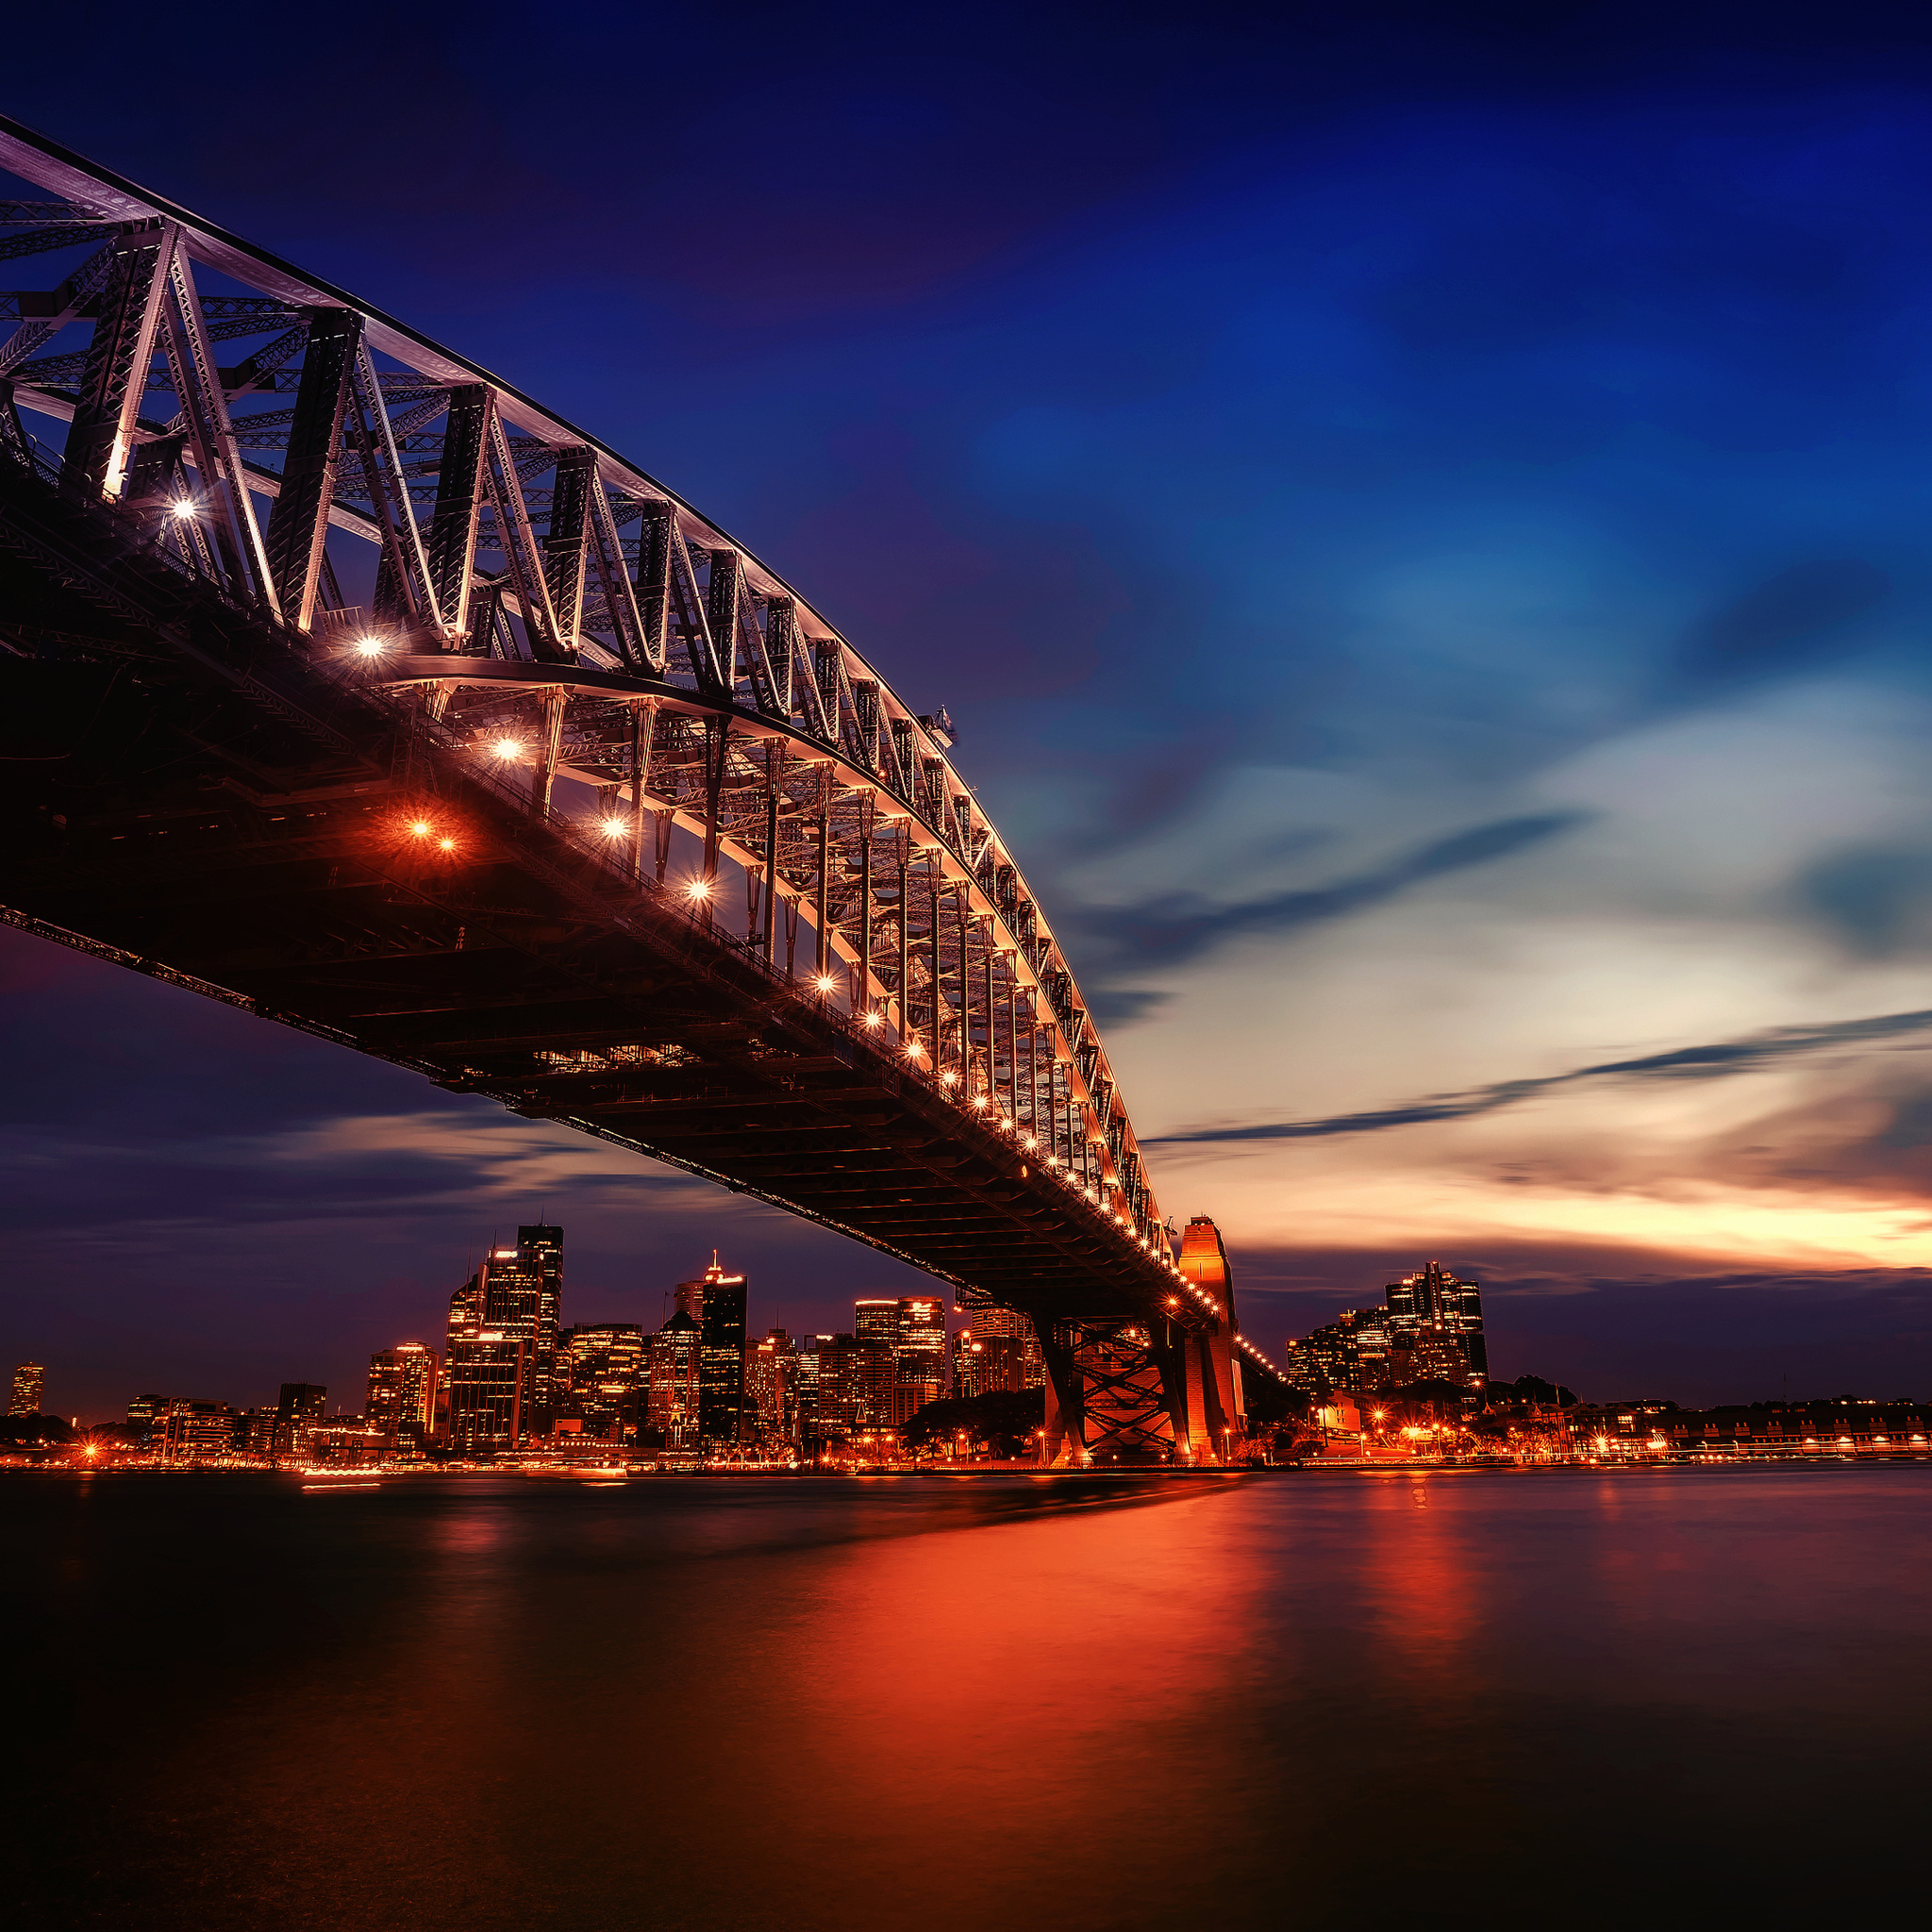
[684,1255,747,1447]
[445,1225,563,1445]
[274,1382,327,1457]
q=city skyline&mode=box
[10,8,1932,1417]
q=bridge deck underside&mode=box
[0,463,1186,1330]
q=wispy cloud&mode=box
[1100,811,1589,970]
[1146,1007,1932,1145]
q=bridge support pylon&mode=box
[1035,1215,1248,1466]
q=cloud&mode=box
[1674,558,1891,689]
[1100,811,1589,970]
[1147,1005,1932,1144]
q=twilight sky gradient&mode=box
[11,2,1932,1413]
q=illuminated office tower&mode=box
[563,1324,643,1440]
[446,1336,525,1454]
[679,1254,746,1447]
[366,1343,440,1448]
[8,1361,45,1415]
[853,1299,898,1427]
[443,1225,564,1444]
[894,1297,947,1424]
[645,1310,703,1450]
[962,1303,1044,1395]
[745,1330,798,1449]
[274,1382,328,1457]
[1384,1260,1488,1390]
[798,1333,861,1446]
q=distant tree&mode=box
[0,1414,75,1447]
[905,1390,1045,1458]
[1489,1375,1579,1408]
[1242,1372,1308,1428]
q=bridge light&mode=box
[354,636,388,658]
[904,1040,924,1059]
[600,817,627,839]
[684,877,711,901]
[170,499,198,521]
[409,820,433,838]
[863,1009,883,1027]
[491,737,524,760]
[971,1094,988,1109]
[438,838,456,853]
[812,974,835,994]
[941,1071,958,1086]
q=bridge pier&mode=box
[1034,1216,1249,1466]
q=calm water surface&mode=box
[5,1466,1927,1928]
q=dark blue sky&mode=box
[10,2,1932,1415]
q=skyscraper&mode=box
[1384,1260,1488,1388]
[367,1344,440,1448]
[8,1362,45,1415]
[645,1310,704,1451]
[893,1297,947,1424]
[562,1324,643,1441]
[444,1225,564,1446]
[958,1303,1044,1395]
[445,1335,525,1454]
[744,1330,798,1450]
[798,1333,862,1448]
[681,1254,746,1447]
[853,1299,898,1427]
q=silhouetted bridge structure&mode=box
[0,116,1280,1463]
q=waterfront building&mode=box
[275,1383,328,1457]
[445,1335,525,1454]
[8,1361,45,1415]
[894,1296,947,1424]
[798,1332,862,1447]
[233,1407,278,1457]
[744,1330,798,1450]
[686,1256,747,1447]
[161,1399,237,1461]
[562,1324,643,1441]
[367,1343,440,1448]
[443,1225,564,1445]
[125,1391,169,1442]
[645,1310,704,1451]
[853,1299,898,1426]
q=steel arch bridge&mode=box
[0,113,1280,1463]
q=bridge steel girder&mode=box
[0,113,1300,1379]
